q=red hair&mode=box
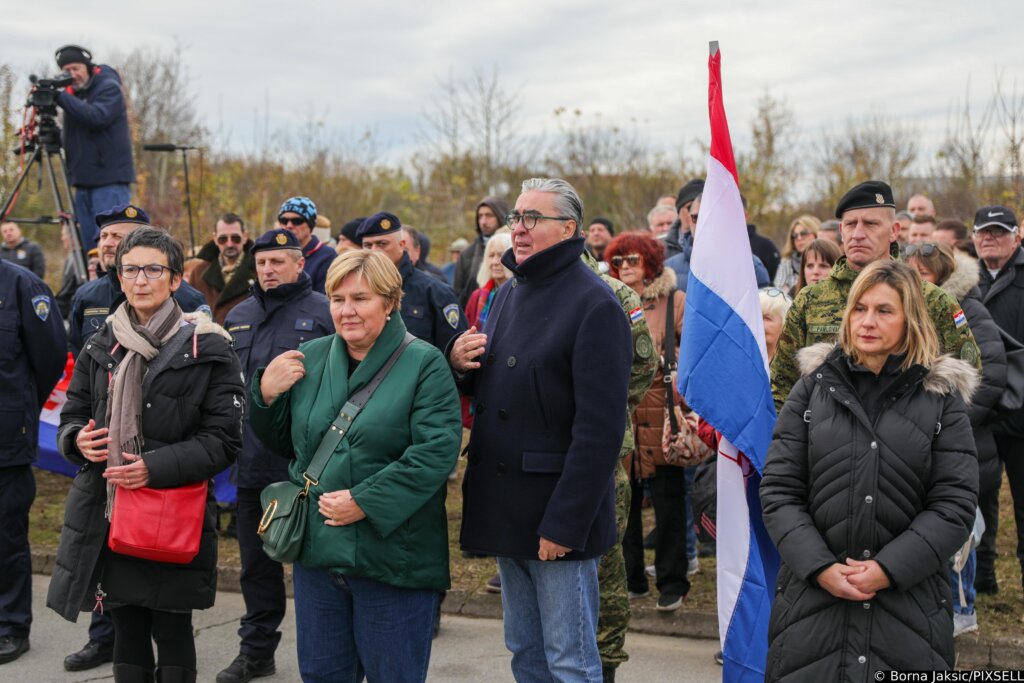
[605,231,665,281]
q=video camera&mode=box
[28,73,73,112]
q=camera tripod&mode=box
[1,108,88,284]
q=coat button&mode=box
[476,402,485,414]
[512,280,518,288]
[146,402,151,409]
[815,373,822,379]
[857,656,866,664]
[486,353,496,366]
[107,362,113,368]
[184,353,190,359]
[496,462,507,474]
[828,387,835,392]
[86,344,92,350]
[870,441,877,449]
[863,602,871,609]
[864,495,873,504]
[862,550,871,558]
[498,409,509,420]
[507,356,517,368]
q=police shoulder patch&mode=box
[32,295,51,321]
[443,303,460,329]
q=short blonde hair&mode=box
[324,250,403,310]
[476,228,513,287]
[839,260,939,370]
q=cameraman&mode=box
[54,45,135,253]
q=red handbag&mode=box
[108,481,208,564]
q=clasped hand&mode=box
[817,558,890,601]
[319,489,366,526]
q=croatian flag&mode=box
[677,42,780,683]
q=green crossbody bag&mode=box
[257,333,416,563]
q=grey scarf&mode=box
[104,298,183,516]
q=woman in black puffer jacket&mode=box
[761,261,979,682]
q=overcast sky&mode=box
[3,0,1022,172]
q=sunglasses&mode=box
[610,254,642,268]
[279,216,307,227]
[760,286,793,303]
[903,242,938,257]
[216,234,244,245]
[792,229,814,239]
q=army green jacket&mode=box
[770,252,981,410]
[583,252,658,455]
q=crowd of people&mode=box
[0,41,1022,683]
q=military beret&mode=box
[340,217,366,245]
[277,196,317,226]
[835,180,896,218]
[356,212,402,240]
[96,204,151,229]
[973,206,1019,233]
[675,179,705,210]
[251,229,302,254]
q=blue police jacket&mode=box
[454,237,632,560]
[224,273,333,488]
[301,236,336,294]
[398,252,467,352]
[56,65,135,188]
[0,261,67,467]
[68,268,210,356]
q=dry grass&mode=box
[31,455,1023,638]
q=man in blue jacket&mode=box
[449,178,632,681]
[67,204,210,357]
[0,261,66,665]
[218,229,333,683]
[54,45,135,252]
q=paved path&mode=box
[9,575,722,682]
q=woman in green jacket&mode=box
[250,249,461,683]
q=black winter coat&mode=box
[47,316,243,622]
[760,343,978,682]
[978,246,1024,437]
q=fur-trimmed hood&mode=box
[938,251,981,301]
[182,311,233,342]
[642,267,678,302]
[796,341,979,403]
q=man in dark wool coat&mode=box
[449,177,632,681]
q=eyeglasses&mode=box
[279,216,307,227]
[760,286,793,303]
[118,264,175,279]
[505,212,572,231]
[690,213,699,223]
[610,254,642,268]
[903,242,939,257]
[216,234,244,245]
[791,229,814,239]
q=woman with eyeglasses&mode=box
[605,231,692,612]
[49,227,244,682]
[774,215,822,295]
[761,260,978,680]
[189,213,257,324]
[905,241,1008,633]
[794,238,843,295]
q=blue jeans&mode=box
[291,563,438,683]
[73,184,131,251]
[951,548,976,615]
[497,556,602,683]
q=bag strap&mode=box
[300,333,417,491]
[663,290,680,435]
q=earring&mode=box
[386,314,392,321]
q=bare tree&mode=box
[929,81,995,218]
[995,72,1024,212]
[737,93,798,234]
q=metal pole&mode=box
[180,148,196,255]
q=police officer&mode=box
[62,204,210,673]
[358,212,467,351]
[770,180,981,409]
[0,260,66,665]
[216,230,333,683]
[67,205,210,357]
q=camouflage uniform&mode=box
[584,253,658,672]
[771,250,982,410]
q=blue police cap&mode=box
[356,212,402,240]
[96,204,151,229]
[251,229,302,255]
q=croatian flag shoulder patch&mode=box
[629,306,644,324]
[953,308,967,328]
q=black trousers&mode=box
[976,458,1003,581]
[622,468,691,597]
[0,466,35,638]
[110,605,195,669]
[995,436,1024,576]
[236,487,286,658]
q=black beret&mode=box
[675,179,705,210]
[835,180,896,218]
[356,212,402,240]
[251,229,302,254]
[340,217,366,245]
[96,204,150,229]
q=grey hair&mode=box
[520,178,584,236]
[647,204,676,224]
[116,226,184,274]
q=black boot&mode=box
[155,666,197,683]
[64,639,114,671]
[113,663,155,682]
[602,665,616,682]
